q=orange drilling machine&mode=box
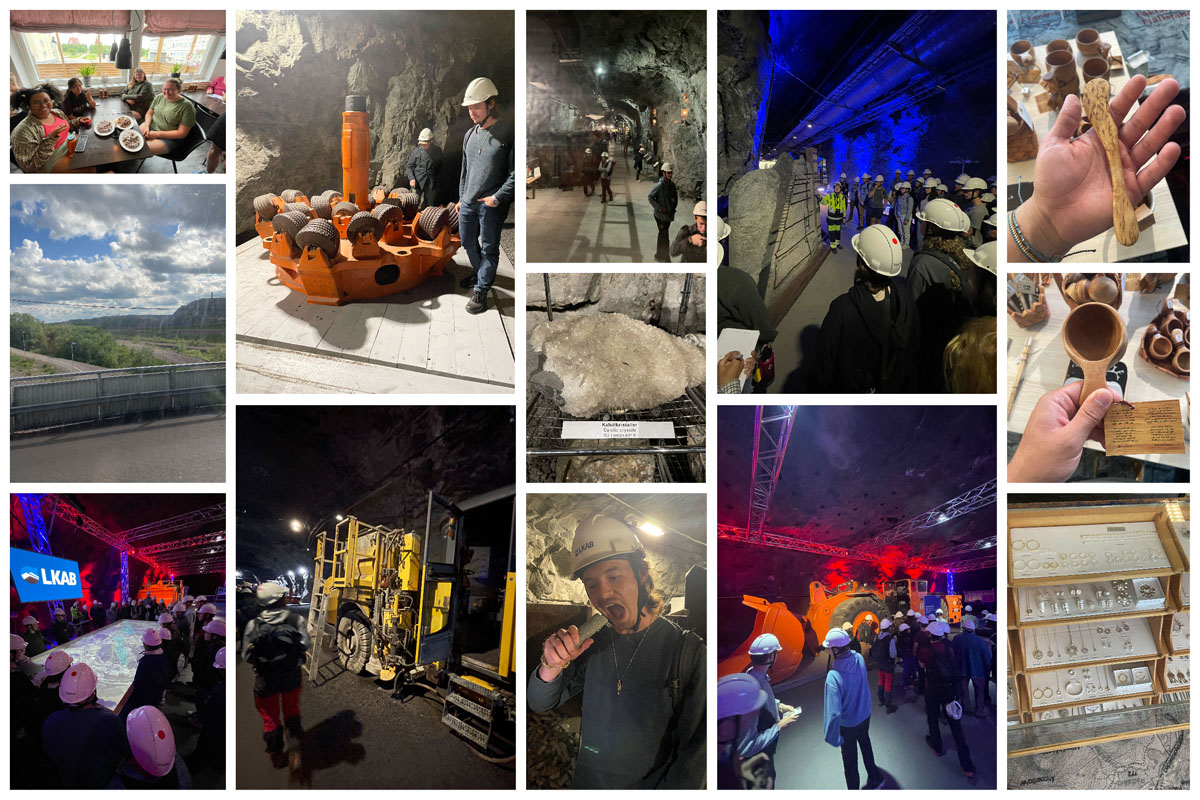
[251,95,461,306]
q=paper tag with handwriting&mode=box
[1105,400,1186,456]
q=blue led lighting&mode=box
[120,552,129,604]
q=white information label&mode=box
[560,420,676,439]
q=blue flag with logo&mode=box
[10,548,84,602]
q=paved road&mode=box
[114,339,207,364]
[235,650,513,789]
[9,346,95,373]
[11,412,225,482]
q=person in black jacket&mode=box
[648,163,679,262]
[816,223,920,393]
[120,629,171,719]
[89,600,106,631]
[406,127,443,208]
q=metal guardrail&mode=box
[11,362,226,433]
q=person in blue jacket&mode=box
[822,627,884,790]
[737,633,800,786]
[952,618,992,717]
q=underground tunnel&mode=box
[526,493,706,789]
[526,10,708,263]
[717,404,998,789]
[525,272,706,484]
[716,11,998,396]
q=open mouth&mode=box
[605,602,627,623]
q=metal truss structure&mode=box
[857,479,997,552]
[121,503,226,541]
[746,406,797,542]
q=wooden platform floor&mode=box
[235,238,515,392]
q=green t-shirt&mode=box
[149,94,196,133]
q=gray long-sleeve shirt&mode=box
[527,616,706,789]
[459,117,515,206]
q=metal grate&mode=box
[526,388,705,483]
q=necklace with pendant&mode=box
[612,626,648,695]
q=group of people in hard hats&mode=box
[11,594,226,788]
[718,605,996,789]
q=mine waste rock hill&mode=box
[65,297,226,331]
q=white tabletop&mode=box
[1007,275,1191,469]
[1007,31,1187,262]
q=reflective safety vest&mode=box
[823,192,846,219]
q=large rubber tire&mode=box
[252,193,280,220]
[370,185,388,205]
[271,211,310,242]
[828,595,888,639]
[332,201,359,218]
[295,218,341,259]
[416,205,448,240]
[336,614,371,674]
[347,210,383,240]
[399,194,419,220]
[280,189,305,203]
[311,193,333,220]
[371,202,402,228]
[319,189,342,205]
[282,202,311,216]
[387,187,410,199]
[445,204,459,233]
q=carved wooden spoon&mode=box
[1062,301,1128,401]
[1081,78,1139,246]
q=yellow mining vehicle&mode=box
[307,488,516,758]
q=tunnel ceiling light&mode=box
[595,65,605,76]
[335,514,344,521]
[558,57,582,64]
[638,522,665,537]
[290,519,302,532]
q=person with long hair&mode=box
[120,68,153,120]
[139,77,196,156]
[61,77,96,131]
[11,84,71,173]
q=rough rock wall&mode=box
[235,10,513,233]
[526,273,706,333]
[727,154,793,292]
[717,11,770,197]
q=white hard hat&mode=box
[196,596,206,603]
[961,619,976,631]
[158,613,174,625]
[158,627,172,641]
[126,706,176,778]
[22,616,38,626]
[59,662,98,704]
[864,614,874,622]
[601,152,609,159]
[462,76,499,106]
[716,217,731,241]
[932,621,950,637]
[982,192,995,203]
[984,214,997,228]
[41,650,73,677]
[907,169,916,175]
[182,595,194,604]
[945,699,964,721]
[922,168,932,175]
[935,608,945,616]
[10,633,28,652]
[965,177,988,191]
[862,172,870,180]
[749,633,782,655]
[823,628,851,648]
[875,174,884,182]
[214,647,227,670]
[172,603,186,613]
[893,168,902,174]
[718,673,768,719]
[925,179,939,189]
[964,605,972,611]
[898,623,910,632]
[661,162,673,173]
[854,175,861,182]
[203,618,227,637]
[955,173,970,185]
[638,146,645,152]
[143,629,163,648]
[917,614,929,625]
[893,612,903,619]
[693,200,707,216]
[899,181,911,189]
[840,172,846,178]
[879,619,892,630]
[257,582,287,605]
[585,148,592,154]
[964,241,997,275]
[418,127,433,142]
[569,515,644,579]
[906,609,917,617]
[917,198,970,232]
[851,224,903,277]
[718,242,724,263]
[199,603,218,616]
[841,621,853,630]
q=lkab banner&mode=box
[10,548,84,602]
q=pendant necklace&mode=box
[613,626,648,695]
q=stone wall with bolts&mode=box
[717,11,771,198]
[235,10,514,233]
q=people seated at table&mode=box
[11,84,72,173]
[120,68,154,121]
[140,78,196,157]
[60,78,96,131]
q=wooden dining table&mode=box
[184,91,226,117]
[64,96,153,172]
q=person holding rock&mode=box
[528,516,705,789]
[669,200,707,262]
[457,76,514,316]
[649,162,679,262]
[406,127,443,208]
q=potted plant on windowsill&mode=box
[170,63,184,78]
[78,65,96,88]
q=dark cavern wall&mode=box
[717,10,771,197]
[235,10,514,233]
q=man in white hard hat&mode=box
[916,621,975,777]
[529,515,705,788]
[634,145,646,181]
[952,618,992,718]
[648,161,680,262]
[821,181,847,252]
[406,126,443,209]
[815,223,919,392]
[950,173,971,210]
[857,172,871,225]
[962,177,989,246]
[457,76,515,315]
[893,181,915,249]
[193,617,225,707]
[821,628,884,789]
[670,200,707,262]
[598,151,615,203]
[110,705,192,788]
[121,628,171,718]
[193,602,219,659]
[868,618,899,713]
[243,581,310,770]
[737,633,799,785]
[895,620,917,698]
[41,662,127,788]
[20,613,47,655]
[11,632,41,759]
[717,673,772,789]
[581,146,598,197]
[846,175,861,228]
[960,604,978,629]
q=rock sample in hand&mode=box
[530,312,705,417]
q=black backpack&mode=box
[869,632,895,669]
[247,616,306,671]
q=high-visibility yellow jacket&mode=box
[822,192,847,218]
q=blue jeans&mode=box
[459,199,508,293]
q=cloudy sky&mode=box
[10,185,226,322]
